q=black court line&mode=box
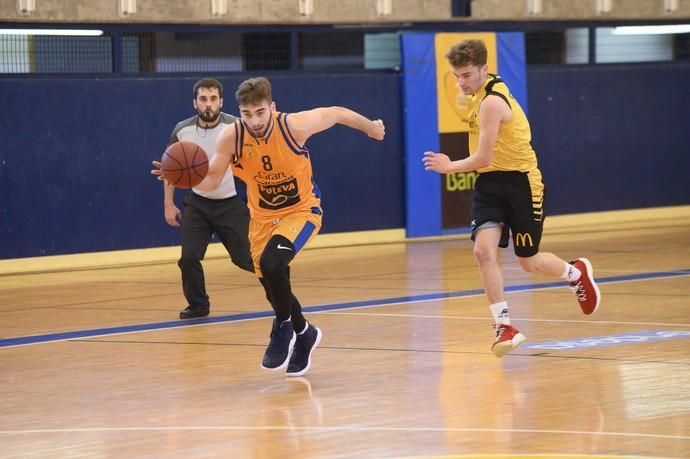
[76,338,690,367]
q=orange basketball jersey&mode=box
[231,111,322,222]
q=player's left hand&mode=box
[151,160,164,181]
[422,151,451,174]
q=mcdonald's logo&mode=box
[515,232,533,247]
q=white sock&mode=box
[489,301,510,327]
[561,262,582,283]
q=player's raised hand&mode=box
[422,151,451,174]
[368,119,385,141]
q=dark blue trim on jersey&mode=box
[311,206,322,215]
[282,113,309,152]
[277,113,309,156]
[238,121,246,151]
[1,268,688,348]
[233,121,241,163]
[311,177,321,199]
[293,221,317,252]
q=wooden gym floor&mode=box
[0,208,688,458]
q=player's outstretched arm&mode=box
[152,125,236,191]
[422,95,506,174]
[194,123,237,192]
[287,107,385,145]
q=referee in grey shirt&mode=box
[163,78,253,319]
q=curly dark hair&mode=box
[445,39,487,68]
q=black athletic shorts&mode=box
[470,170,545,257]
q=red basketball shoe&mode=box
[569,258,601,315]
[491,324,526,358]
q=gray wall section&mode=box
[471,0,690,19]
[2,0,688,22]
[0,0,452,23]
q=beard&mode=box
[249,110,273,138]
[198,108,220,123]
[251,125,267,137]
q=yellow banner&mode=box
[435,33,497,134]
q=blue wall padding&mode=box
[401,33,442,237]
[497,32,528,114]
[1,60,688,258]
[0,73,404,258]
[527,63,690,215]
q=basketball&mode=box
[160,141,209,189]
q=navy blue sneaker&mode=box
[286,323,322,377]
[261,319,296,371]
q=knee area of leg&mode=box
[234,259,255,273]
[473,245,494,264]
[259,236,295,277]
[177,254,198,267]
[517,256,538,272]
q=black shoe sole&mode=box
[179,309,210,319]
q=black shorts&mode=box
[470,170,545,257]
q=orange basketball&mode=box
[160,141,209,189]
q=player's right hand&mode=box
[422,151,452,174]
[151,160,164,181]
[369,119,385,141]
[164,203,182,227]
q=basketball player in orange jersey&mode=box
[423,40,601,357]
[157,76,385,376]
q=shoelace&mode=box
[573,281,588,302]
[495,326,505,339]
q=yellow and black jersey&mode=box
[231,111,322,222]
[469,74,539,174]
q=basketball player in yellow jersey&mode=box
[195,76,385,376]
[423,39,601,357]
